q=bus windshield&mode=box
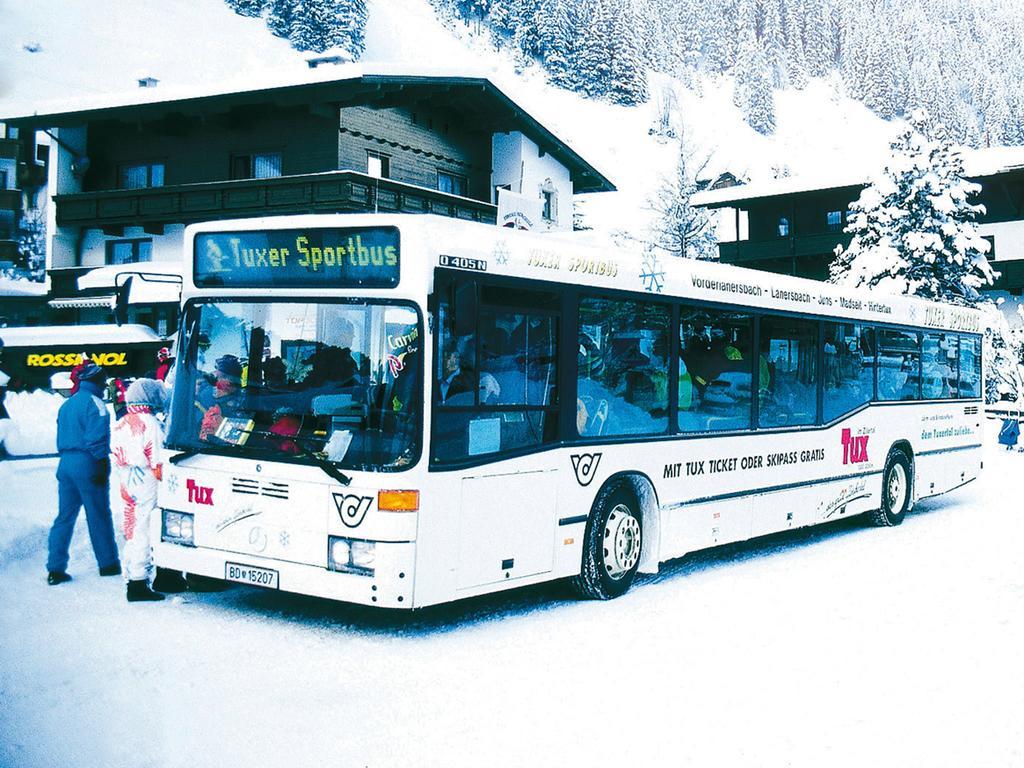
[168,299,421,471]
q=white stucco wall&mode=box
[47,126,87,271]
[79,224,185,268]
[978,220,1024,262]
[491,131,573,232]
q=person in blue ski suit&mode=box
[46,362,121,585]
[999,416,1020,451]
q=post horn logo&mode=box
[571,453,602,487]
[333,492,373,528]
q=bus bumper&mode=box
[152,540,417,609]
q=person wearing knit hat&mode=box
[110,378,184,601]
[47,362,120,585]
[155,346,174,383]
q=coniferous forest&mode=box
[228,0,1024,145]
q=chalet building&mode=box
[692,148,1024,296]
[2,70,613,334]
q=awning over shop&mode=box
[48,296,115,310]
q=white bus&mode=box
[154,213,984,607]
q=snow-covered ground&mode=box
[1,422,1022,768]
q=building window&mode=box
[0,170,7,190]
[983,235,996,260]
[437,170,467,196]
[539,179,558,224]
[827,210,843,232]
[777,216,790,237]
[118,162,164,189]
[230,152,282,180]
[366,150,390,179]
[106,239,152,265]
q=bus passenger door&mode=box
[457,469,557,589]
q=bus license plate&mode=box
[225,562,279,589]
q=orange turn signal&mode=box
[378,489,420,512]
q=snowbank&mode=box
[0,389,63,456]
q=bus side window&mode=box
[922,332,957,400]
[958,335,981,398]
[822,323,874,421]
[758,315,818,428]
[877,329,921,401]
[577,296,669,436]
[678,308,753,433]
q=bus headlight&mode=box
[162,510,195,546]
[350,540,376,570]
[328,536,374,576]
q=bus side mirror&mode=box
[453,282,477,337]
[114,275,133,327]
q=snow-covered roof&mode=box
[0,323,162,347]
[0,278,48,298]
[3,66,615,194]
[692,146,1024,208]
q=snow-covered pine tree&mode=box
[648,137,718,260]
[803,0,833,77]
[290,0,345,52]
[783,0,808,89]
[762,0,786,88]
[829,110,996,305]
[576,0,613,99]
[537,0,575,89]
[607,0,649,106]
[335,0,368,57]
[226,0,266,17]
[266,0,295,38]
[16,209,46,282]
[733,33,776,134]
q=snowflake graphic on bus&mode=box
[639,253,665,292]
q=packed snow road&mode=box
[1,425,1022,768]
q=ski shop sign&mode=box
[25,351,130,368]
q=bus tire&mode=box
[868,450,912,527]
[572,484,643,600]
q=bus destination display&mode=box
[194,227,400,288]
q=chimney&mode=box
[138,77,159,88]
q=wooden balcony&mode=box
[55,171,498,228]
[718,232,853,264]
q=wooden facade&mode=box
[701,170,1024,293]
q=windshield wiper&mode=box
[304,450,353,486]
[169,448,202,465]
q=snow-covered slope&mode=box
[0,0,895,241]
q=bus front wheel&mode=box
[572,485,643,600]
[869,450,912,527]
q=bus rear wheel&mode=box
[868,450,912,527]
[572,485,643,600]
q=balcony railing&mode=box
[55,171,497,228]
[718,232,853,264]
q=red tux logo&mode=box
[187,478,214,505]
[841,428,869,465]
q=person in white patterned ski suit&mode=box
[111,379,184,601]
